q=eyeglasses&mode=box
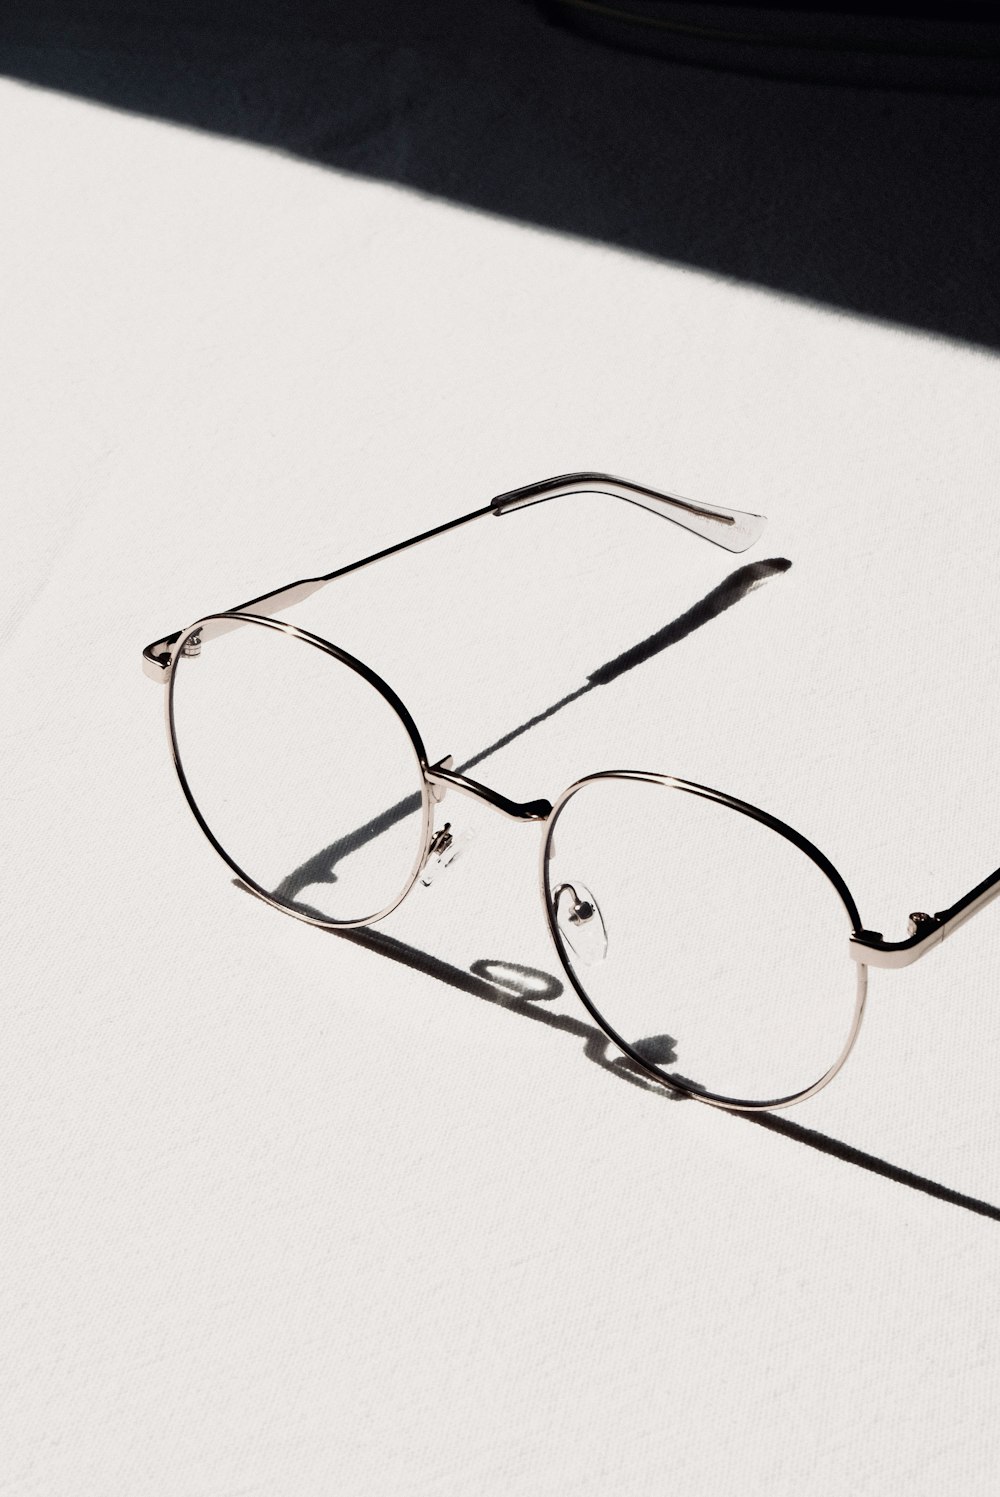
[143,472,1000,1112]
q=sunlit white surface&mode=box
[3,78,1000,1496]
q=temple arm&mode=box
[849,863,1000,969]
[142,472,765,680]
[491,473,765,552]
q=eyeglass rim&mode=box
[539,770,870,1113]
[166,614,869,1110]
[166,611,437,931]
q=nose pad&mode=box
[552,881,608,965]
[420,821,475,887]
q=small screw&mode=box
[907,911,936,937]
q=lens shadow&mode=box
[270,556,792,915]
[234,549,997,1222]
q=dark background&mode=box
[2,1,999,348]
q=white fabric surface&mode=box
[3,79,1000,1494]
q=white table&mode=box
[4,76,1000,1496]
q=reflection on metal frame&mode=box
[541,771,868,1113]
[143,471,1000,1112]
[167,613,437,931]
[850,862,1000,968]
[142,473,765,680]
[426,759,552,823]
[491,472,766,552]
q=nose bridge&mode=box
[426,758,552,823]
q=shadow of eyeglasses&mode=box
[272,555,793,908]
[242,553,998,1224]
[328,920,1000,1223]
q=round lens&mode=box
[169,616,430,925]
[544,775,864,1108]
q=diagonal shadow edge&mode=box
[1,3,999,349]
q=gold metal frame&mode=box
[143,472,1000,1112]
